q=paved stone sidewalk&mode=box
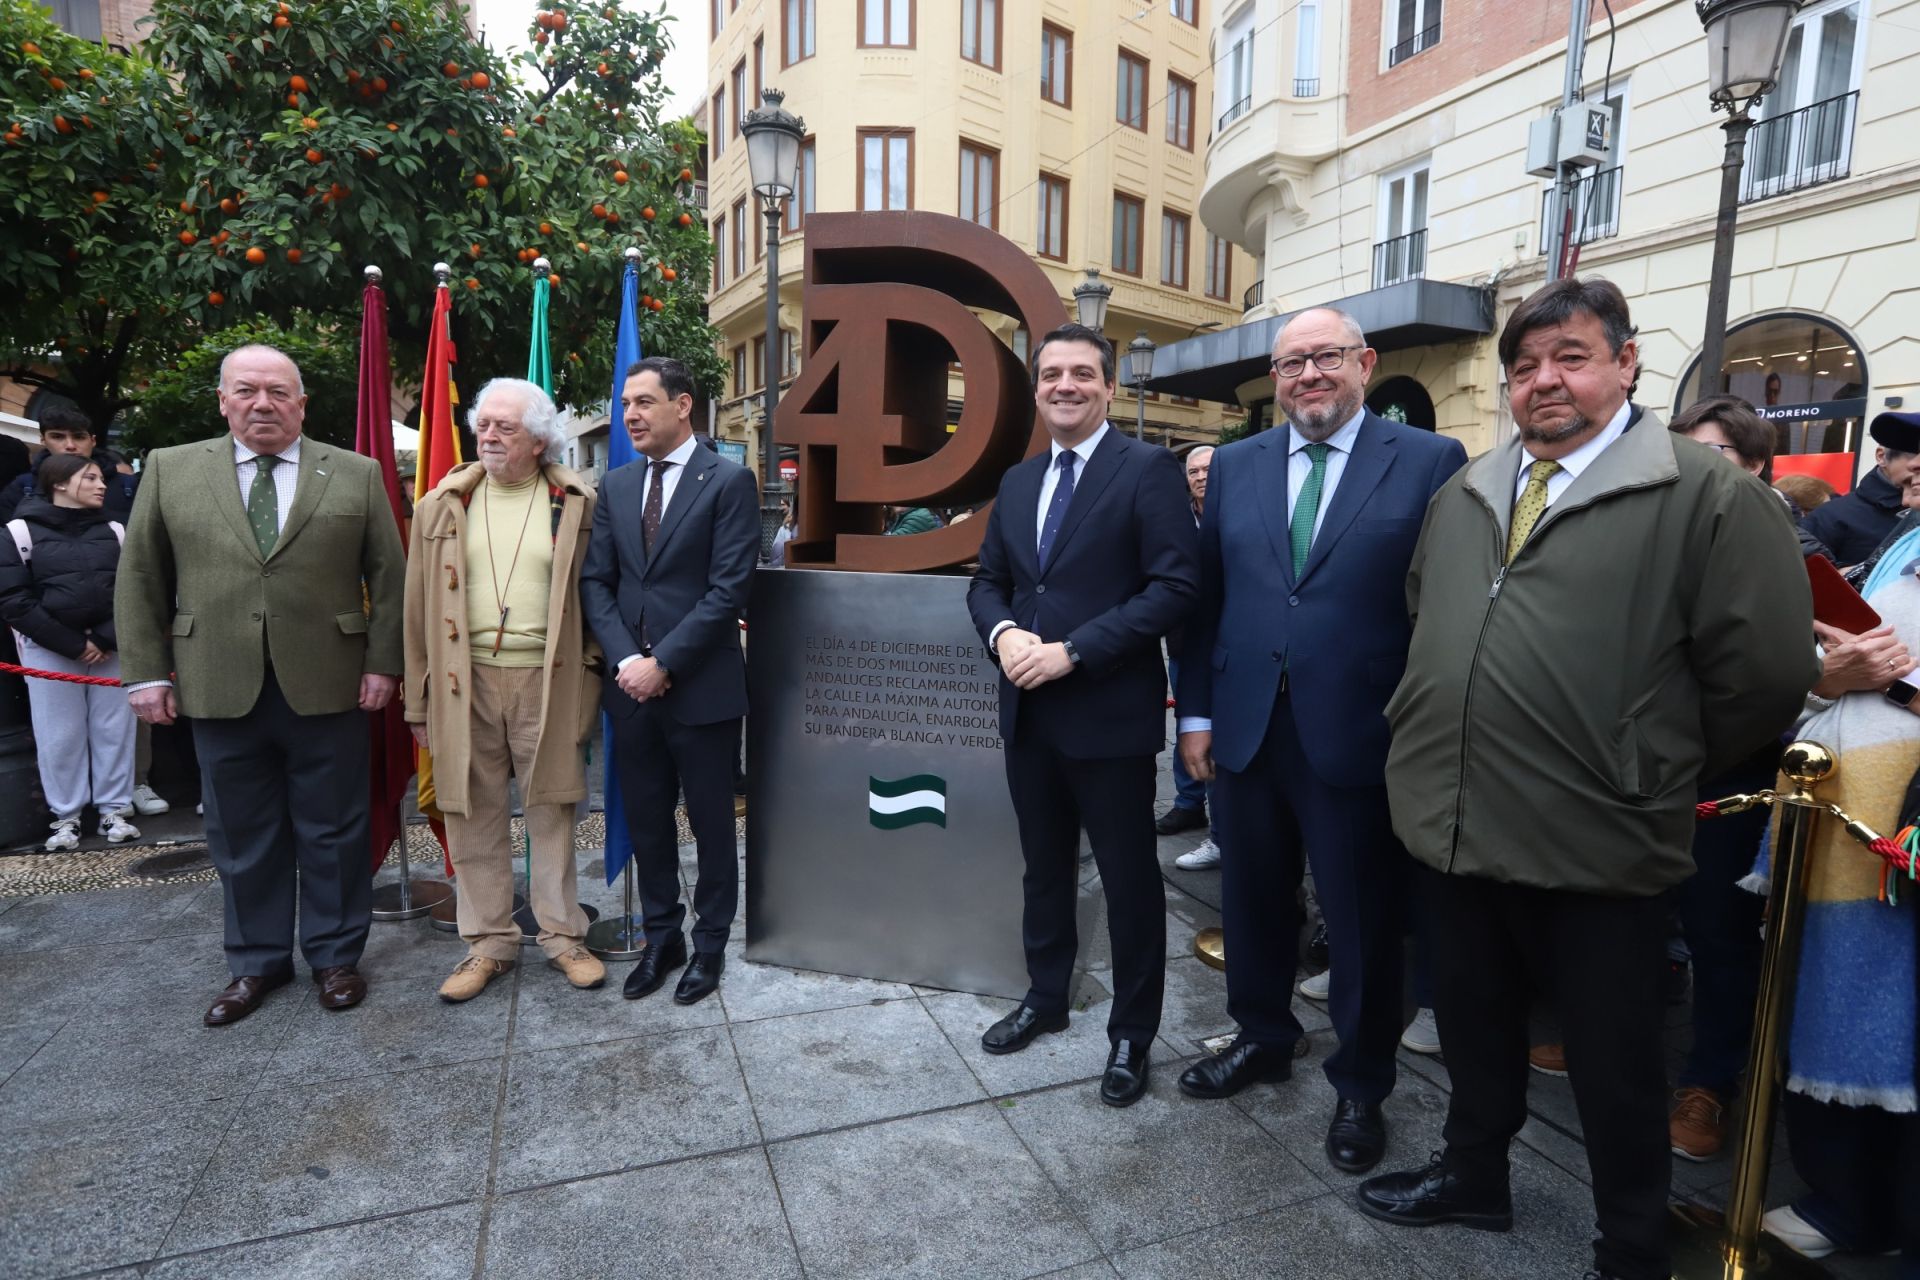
[0,826,1893,1279]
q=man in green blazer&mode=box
[116,344,407,1027]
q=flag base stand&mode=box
[585,862,646,960]
[518,898,599,946]
[370,842,451,922]
[1667,1201,1832,1279]
[1193,926,1225,971]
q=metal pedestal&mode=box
[1193,926,1225,971]
[585,861,646,960]
[516,898,598,945]
[370,840,452,921]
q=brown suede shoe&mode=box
[1669,1086,1727,1161]
[205,973,291,1026]
[1528,1042,1568,1077]
[547,945,607,989]
[312,965,368,1010]
[439,955,514,1003]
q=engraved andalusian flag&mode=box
[868,774,948,830]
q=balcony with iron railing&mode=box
[1218,95,1251,131]
[1243,279,1264,312]
[1388,23,1440,68]
[1741,91,1859,204]
[1538,166,1623,251]
[1293,78,1321,98]
[1372,228,1426,289]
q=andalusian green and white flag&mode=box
[868,774,947,830]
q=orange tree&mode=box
[1,0,720,438]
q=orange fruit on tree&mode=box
[470,242,482,256]
[465,277,480,290]
[471,71,490,89]
[613,169,628,184]
[220,197,238,213]
[53,115,72,135]
[551,10,567,29]
[548,273,560,287]
[640,205,654,220]
[390,19,403,31]
[648,297,663,311]
[347,69,361,83]
[387,122,399,131]
[273,14,289,28]
[502,125,516,137]
[78,67,94,79]
[605,210,620,223]
[443,61,460,77]
[286,94,301,107]
[371,76,388,92]
[679,167,693,181]
[289,74,309,93]
[591,203,607,218]
[207,290,225,305]
[300,116,318,129]
[661,267,677,281]
[91,190,108,203]
[473,173,489,188]
[305,147,322,163]
[538,221,552,234]
[640,294,651,307]
[534,31,547,45]
[575,240,589,252]
[178,200,195,212]
[178,230,197,245]
[48,76,66,90]
[245,246,267,264]
[21,40,40,55]
[286,247,303,263]
[597,62,609,76]
[676,212,692,226]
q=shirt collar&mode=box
[1531,399,1632,483]
[1048,421,1112,466]
[651,434,701,470]
[233,436,300,467]
[1287,407,1365,458]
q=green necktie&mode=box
[1289,442,1330,577]
[1507,458,1562,564]
[247,453,282,558]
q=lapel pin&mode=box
[315,469,327,476]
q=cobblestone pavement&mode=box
[0,781,1892,1278]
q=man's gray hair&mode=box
[469,377,566,465]
[1278,307,1368,349]
[219,344,306,395]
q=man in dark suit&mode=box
[1175,308,1466,1172]
[116,344,407,1026]
[581,356,759,1006]
[967,323,1199,1107]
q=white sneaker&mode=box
[130,784,170,816]
[1297,968,1331,1001]
[45,818,81,852]
[98,810,141,844]
[1175,839,1222,870]
[1400,1007,1442,1055]
[1761,1205,1836,1259]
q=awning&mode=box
[1145,279,1496,403]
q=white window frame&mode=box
[1538,80,1630,249]
[1219,6,1255,127]
[1385,0,1443,67]
[1295,1,1321,92]
[1746,0,1869,199]
[1374,159,1430,285]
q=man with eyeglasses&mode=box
[1174,308,1464,1176]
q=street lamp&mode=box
[740,87,806,560]
[1693,0,1800,405]
[1073,268,1112,331]
[1125,331,1156,441]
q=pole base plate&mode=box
[585,913,647,961]
[370,877,452,922]
[1668,1200,1835,1279]
[1194,926,1225,971]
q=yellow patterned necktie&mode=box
[1507,458,1562,564]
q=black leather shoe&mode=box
[1100,1039,1150,1107]
[981,1004,1069,1055]
[1154,805,1207,835]
[1326,1098,1388,1173]
[1177,1037,1293,1099]
[673,950,724,1005]
[623,933,688,1000]
[1355,1153,1512,1232]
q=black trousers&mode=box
[1003,708,1165,1044]
[610,701,740,953]
[192,668,371,978]
[1425,868,1672,1280]
[1212,694,1410,1103]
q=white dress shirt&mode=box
[987,422,1112,654]
[1177,409,1365,737]
[614,433,704,672]
[234,435,301,533]
[1512,399,1632,507]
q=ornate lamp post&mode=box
[1693,0,1800,404]
[740,88,806,560]
[1125,331,1156,441]
[1072,268,1112,332]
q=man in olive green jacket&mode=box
[116,344,406,1027]
[1356,280,1816,1280]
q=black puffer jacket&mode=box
[0,494,122,658]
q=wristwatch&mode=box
[1886,678,1919,709]
[1061,638,1082,666]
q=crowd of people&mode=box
[2,274,1914,1280]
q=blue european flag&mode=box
[602,259,644,885]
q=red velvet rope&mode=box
[1696,801,1720,820]
[1871,836,1914,875]
[0,660,123,687]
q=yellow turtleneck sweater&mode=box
[465,471,552,668]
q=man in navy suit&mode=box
[1175,308,1465,1171]
[967,323,1199,1107]
[581,356,760,1006]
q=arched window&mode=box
[1676,312,1867,459]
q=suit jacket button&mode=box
[250,612,262,621]
[1272,650,1283,661]
[1288,595,1299,606]
[1036,584,1046,594]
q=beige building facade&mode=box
[1166,0,1919,476]
[701,0,1259,478]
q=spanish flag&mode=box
[413,274,462,870]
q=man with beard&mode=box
[1356,278,1816,1280]
[1173,308,1464,1174]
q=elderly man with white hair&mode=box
[403,377,606,1000]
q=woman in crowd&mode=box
[1777,473,1836,517]
[0,452,141,850]
[1756,460,1920,1263]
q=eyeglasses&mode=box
[1271,346,1364,379]
[1701,442,1739,456]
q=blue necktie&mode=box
[1036,450,1077,570]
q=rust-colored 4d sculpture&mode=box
[775,211,1069,572]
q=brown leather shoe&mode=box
[1528,1042,1568,1077]
[205,972,290,1026]
[312,965,368,1010]
[1670,1086,1727,1161]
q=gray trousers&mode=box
[192,668,372,978]
[17,634,135,821]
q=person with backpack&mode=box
[0,451,140,850]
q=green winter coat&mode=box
[1384,408,1818,896]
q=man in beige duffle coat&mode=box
[403,377,604,1002]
